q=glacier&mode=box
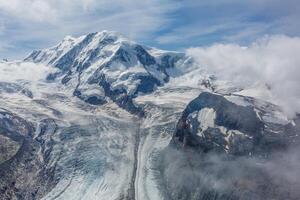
[0,31,299,200]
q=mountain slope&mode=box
[25,31,186,115]
[0,31,299,200]
[160,92,300,200]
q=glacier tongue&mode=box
[1,31,299,200]
[0,67,138,199]
[0,56,205,200]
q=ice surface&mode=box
[1,31,297,200]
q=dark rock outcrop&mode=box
[0,109,58,200]
[173,92,298,156]
[160,92,300,200]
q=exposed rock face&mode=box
[160,92,300,200]
[1,31,299,200]
[0,109,57,200]
[173,92,299,155]
[0,135,19,164]
[25,31,186,115]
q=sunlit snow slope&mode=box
[0,31,299,200]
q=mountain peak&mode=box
[24,30,136,64]
[24,30,187,114]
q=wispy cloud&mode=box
[187,35,300,117]
[156,0,300,47]
[0,61,55,82]
[0,0,58,22]
[0,0,299,59]
[0,0,178,59]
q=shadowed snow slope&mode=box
[25,31,187,115]
[0,32,299,200]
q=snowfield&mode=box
[0,31,299,200]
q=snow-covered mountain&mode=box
[25,31,187,115]
[0,31,299,200]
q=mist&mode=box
[0,61,55,83]
[159,144,300,200]
[186,35,300,117]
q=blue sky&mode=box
[0,0,299,59]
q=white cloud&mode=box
[0,0,178,59]
[0,61,55,82]
[186,35,300,117]
[0,0,58,22]
[0,0,177,35]
[156,0,300,47]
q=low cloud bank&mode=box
[0,61,54,83]
[160,145,300,200]
[186,35,300,117]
